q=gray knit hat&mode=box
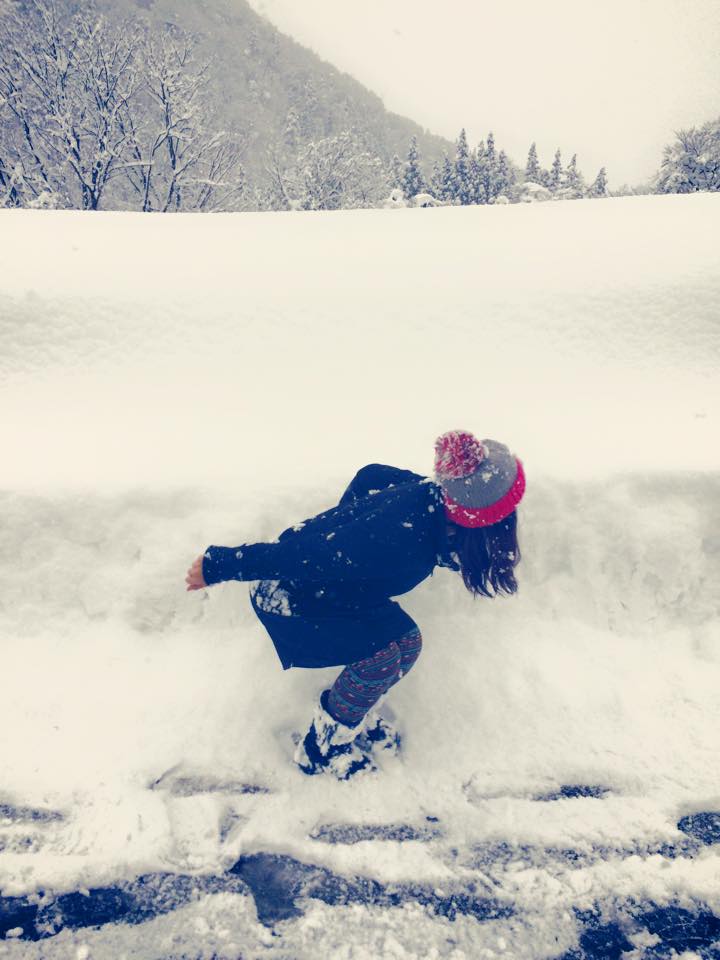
[434,430,525,528]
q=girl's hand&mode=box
[185,555,207,592]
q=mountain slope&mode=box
[95,0,452,179]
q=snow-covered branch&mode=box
[0,1,244,211]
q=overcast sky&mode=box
[249,0,720,187]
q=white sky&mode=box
[248,0,720,187]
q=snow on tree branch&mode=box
[0,0,244,211]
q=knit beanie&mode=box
[434,430,526,529]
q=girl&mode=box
[186,430,525,780]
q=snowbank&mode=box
[1,194,718,492]
[1,195,719,957]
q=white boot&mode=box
[294,691,375,780]
[356,710,402,756]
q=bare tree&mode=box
[0,1,143,210]
[137,31,244,212]
[191,138,246,211]
[268,132,386,211]
[0,2,61,205]
[263,143,296,210]
[0,1,245,211]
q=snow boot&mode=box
[356,711,402,756]
[294,690,375,780]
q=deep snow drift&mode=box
[1,195,719,959]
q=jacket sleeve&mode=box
[202,486,434,586]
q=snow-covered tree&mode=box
[126,30,244,212]
[482,131,501,203]
[283,109,303,153]
[453,128,474,205]
[470,141,484,204]
[0,2,142,210]
[389,153,404,191]
[486,131,496,168]
[564,153,585,197]
[549,149,563,193]
[272,132,385,211]
[429,160,441,197]
[656,119,720,194]
[588,166,608,197]
[496,150,515,198]
[0,1,244,211]
[432,154,455,203]
[401,135,426,200]
[525,142,542,183]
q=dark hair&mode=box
[450,511,520,598]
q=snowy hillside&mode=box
[1,195,719,958]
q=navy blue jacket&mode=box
[202,464,459,669]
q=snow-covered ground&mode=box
[1,195,719,958]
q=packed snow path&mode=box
[1,196,719,957]
[2,802,720,957]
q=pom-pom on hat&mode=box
[434,429,525,529]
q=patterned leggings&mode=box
[327,627,423,728]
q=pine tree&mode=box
[486,131,496,166]
[402,135,426,200]
[432,154,455,202]
[469,150,480,204]
[550,149,563,192]
[430,160,442,198]
[525,142,541,183]
[454,128,474,204]
[497,150,514,198]
[483,131,499,202]
[564,153,582,195]
[283,110,302,153]
[589,167,608,197]
[471,139,486,204]
[389,154,404,191]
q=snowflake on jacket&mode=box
[203,464,458,593]
[202,464,459,670]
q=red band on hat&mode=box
[443,460,526,529]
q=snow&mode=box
[1,195,718,491]
[1,194,719,957]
